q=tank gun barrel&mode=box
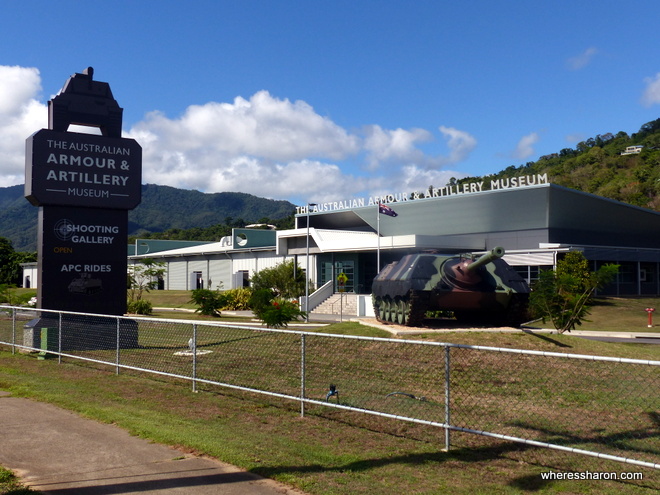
[466,247,505,272]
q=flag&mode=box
[378,202,398,217]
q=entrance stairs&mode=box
[312,292,357,315]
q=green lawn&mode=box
[573,297,660,332]
[2,290,659,493]
[0,318,658,494]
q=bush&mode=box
[250,260,309,299]
[220,287,253,310]
[189,288,227,316]
[249,289,305,328]
[248,289,275,317]
[127,299,153,315]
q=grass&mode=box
[0,466,34,494]
[0,348,657,494]
[0,319,658,494]
[574,297,660,333]
[2,291,659,493]
[142,290,197,310]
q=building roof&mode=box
[298,183,660,250]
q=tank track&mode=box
[406,290,429,327]
[373,290,429,327]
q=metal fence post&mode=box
[58,312,62,364]
[115,317,120,375]
[301,333,306,417]
[444,345,451,452]
[11,307,16,354]
[192,324,197,393]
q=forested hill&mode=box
[454,118,660,211]
[0,184,296,252]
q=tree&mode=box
[127,258,166,314]
[0,237,36,286]
[250,260,308,299]
[529,251,619,333]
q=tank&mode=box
[68,272,103,295]
[372,247,530,327]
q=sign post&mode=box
[24,68,142,350]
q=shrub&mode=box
[259,299,306,328]
[250,260,309,299]
[189,288,227,316]
[127,299,153,315]
[249,289,306,328]
[220,287,253,310]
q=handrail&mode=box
[302,279,333,312]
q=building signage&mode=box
[39,206,128,315]
[25,129,142,209]
[296,173,549,214]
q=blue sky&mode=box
[2,1,660,206]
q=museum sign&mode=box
[25,129,142,209]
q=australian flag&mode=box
[378,202,398,217]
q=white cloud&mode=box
[566,47,598,70]
[641,73,660,107]
[1,65,475,205]
[512,132,539,160]
[362,124,476,171]
[362,125,434,169]
[438,126,477,164]
[397,165,468,193]
[0,66,46,186]
[130,91,360,161]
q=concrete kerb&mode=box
[152,307,660,338]
[354,317,660,339]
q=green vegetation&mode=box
[0,466,34,494]
[189,288,227,316]
[126,259,167,315]
[0,237,36,287]
[454,118,660,210]
[576,297,660,333]
[1,290,658,493]
[0,184,296,252]
[0,328,657,494]
[529,251,619,332]
[250,260,309,299]
[249,291,306,328]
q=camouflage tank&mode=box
[372,247,530,327]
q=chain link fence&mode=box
[1,306,658,471]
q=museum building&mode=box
[120,179,660,314]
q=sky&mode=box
[3,1,660,207]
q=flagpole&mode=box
[377,203,381,272]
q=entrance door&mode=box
[321,261,355,292]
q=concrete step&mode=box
[313,293,357,314]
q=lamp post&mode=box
[305,203,317,322]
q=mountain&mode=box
[0,184,296,252]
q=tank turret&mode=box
[372,247,530,327]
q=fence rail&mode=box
[1,306,658,470]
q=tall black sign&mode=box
[25,67,142,319]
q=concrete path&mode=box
[0,391,303,495]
